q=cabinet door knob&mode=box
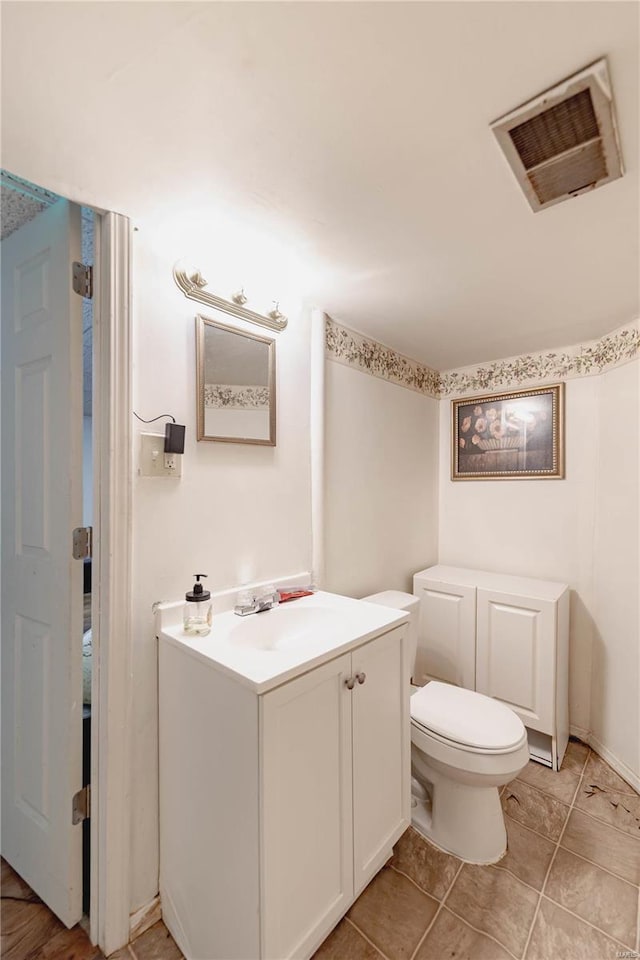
[355,672,366,685]
[345,676,356,689]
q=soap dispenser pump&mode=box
[184,574,212,636]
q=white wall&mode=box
[438,362,639,777]
[590,361,639,778]
[324,361,438,598]
[130,233,313,911]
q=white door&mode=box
[415,579,476,688]
[260,653,354,960]
[476,589,555,734]
[352,627,410,895]
[1,199,84,926]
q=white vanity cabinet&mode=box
[413,566,569,770]
[158,611,409,960]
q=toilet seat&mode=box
[410,681,525,753]
[411,717,527,756]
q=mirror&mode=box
[196,314,276,445]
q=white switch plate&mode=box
[139,432,183,478]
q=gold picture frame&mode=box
[451,384,564,480]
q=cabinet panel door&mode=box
[414,580,476,687]
[352,627,410,896]
[260,653,353,960]
[476,589,555,732]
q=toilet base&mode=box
[411,760,508,864]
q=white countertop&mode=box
[157,590,408,694]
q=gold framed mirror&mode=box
[196,314,276,445]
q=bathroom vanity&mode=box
[413,565,569,769]
[157,591,410,960]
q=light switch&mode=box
[139,432,183,478]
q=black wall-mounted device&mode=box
[164,423,186,454]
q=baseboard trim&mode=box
[569,723,590,744]
[129,896,162,943]
[570,724,639,793]
[588,734,640,794]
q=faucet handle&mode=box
[258,585,279,604]
[234,590,258,616]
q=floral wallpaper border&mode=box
[325,319,440,398]
[204,384,269,409]
[325,318,639,399]
[439,322,640,397]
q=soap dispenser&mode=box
[184,574,212,636]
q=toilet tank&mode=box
[361,591,420,676]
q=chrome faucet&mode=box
[234,588,280,617]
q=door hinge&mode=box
[72,261,93,299]
[72,784,91,824]
[72,526,93,560]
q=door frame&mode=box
[90,210,132,955]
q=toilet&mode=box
[363,590,529,864]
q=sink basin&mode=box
[228,604,341,651]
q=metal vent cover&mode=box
[491,59,623,212]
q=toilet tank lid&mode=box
[362,591,419,613]
[411,682,525,750]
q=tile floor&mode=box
[0,859,181,960]
[315,739,640,960]
[2,740,638,960]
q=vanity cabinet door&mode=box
[351,627,410,896]
[476,589,556,734]
[260,652,354,960]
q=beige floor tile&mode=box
[34,924,103,959]
[312,919,383,959]
[0,859,39,903]
[499,815,556,890]
[526,897,622,960]
[502,779,570,841]
[446,863,538,958]
[517,760,580,804]
[584,754,639,797]
[390,827,460,900]
[545,847,638,948]
[414,907,513,960]
[561,808,640,885]
[105,949,134,960]
[0,899,64,960]
[130,921,183,960]
[562,740,590,774]
[348,866,438,960]
[574,779,640,838]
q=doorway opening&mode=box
[1,169,132,955]
[81,204,94,918]
[1,169,95,926]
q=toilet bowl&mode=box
[410,681,529,862]
[362,591,529,864]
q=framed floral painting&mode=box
[451,384,564,480]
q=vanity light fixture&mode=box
[268,301,284,322]
[173,260,288,332]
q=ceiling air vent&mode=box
[491,59,623,212]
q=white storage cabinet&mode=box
[158,624,410,960]
[413,565,569,770]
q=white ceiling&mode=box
[1,1,638,369]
